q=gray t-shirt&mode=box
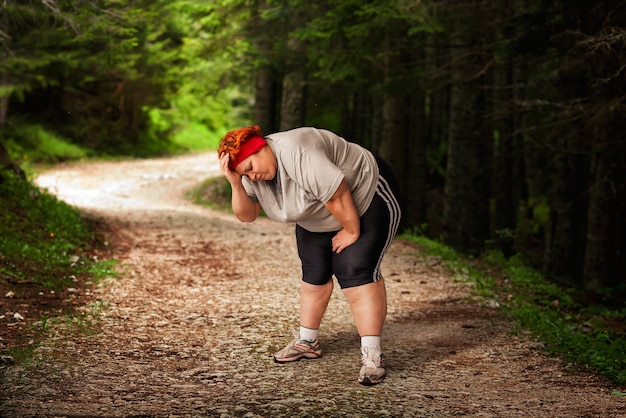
[242,127,379,232]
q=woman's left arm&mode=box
[325,179,360,254]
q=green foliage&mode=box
[186,176,234,213]
[403,234,496,298]
[294,0,441,87]
[170,122,216,151]
[2,0,249,157]
[144,87,249,154]
[187,175,269,217]
[402,237,626,386]
[3,123,88,164]
[0,171,114,290]
[63,300,109,335]
[483,250,626,386]
[5,343,38,366]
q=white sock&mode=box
[299,326,319,342]
[361,335,381,351]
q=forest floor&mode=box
[1,152,624,417]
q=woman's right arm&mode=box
[230,181,261,222]
[219,153,261,222]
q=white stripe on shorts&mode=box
[372,175,402,281]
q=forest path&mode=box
[1,152,623,417]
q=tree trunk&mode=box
[369,96,384,154]
[492,0,519,257]
[0,6,20,177]
[443,33,491,256]
[279,69,306,131]
[543,140,589,284]
[377,36,410,196]
[583,139,625,291]
[0,141,25,178]
[0,78,7,127]
[542,0,600,285]
[581,1,626,292]
[493,60,517,257]
[1,1,10,127]
[254,66,278,134]
[422,34,450,237]
[341,92,374,149]
[405,92,428,229]
[278,15,307,132]
[251,1,278,134]
[378,95,408,186]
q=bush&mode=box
[0,170,108,289]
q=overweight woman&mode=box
[217,126,402,385]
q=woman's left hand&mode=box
[325,180,361,254]
[332,228,359,254]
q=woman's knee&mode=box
[300,280,334,297]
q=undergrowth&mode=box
[189,176,626,388]
[187,176,234,213]
[0,170,116,290]
[5,119,621,390]
[188,176,267,217]
[404,235,626,388]
[190,175,626,389]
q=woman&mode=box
[217,126,402,385]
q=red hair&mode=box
[217,125,264,169]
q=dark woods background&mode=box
[1,1,625,302]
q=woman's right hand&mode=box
[220,152,261,222]
[219,152,242,185]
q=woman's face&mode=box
[234,145,277,181]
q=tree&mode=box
[0,0,9,127]
[442,1,494,255]
[0,0,153,149]
[4,0,625,296]
[0,0,78,128]
[492,0,524,258]
[378,39,410,193]
[294,0,438,221]
[579,4,626,290]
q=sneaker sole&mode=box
[274,352,322,363]
[358,375,385,386]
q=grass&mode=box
[404,234,626,387]
[0,170,116,290]
[488,253,626,387]
[0,127,117,366]
[187,176,234,213]
[3,119,623,389]
[0,119,203,367]
[62,300,110,335]
[184,169,626,389]
[4,299,111,368]
[187,175,268,218]
[170,121,223,151]
[191,180,626,389]
[2,123,89,177]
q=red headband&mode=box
[230,136,267,170]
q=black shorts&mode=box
[296,157,403,289]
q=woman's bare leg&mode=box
[342,279,387,336]
[299,280,334,329]
[343,279,387,384]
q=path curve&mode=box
[1,153,623,417]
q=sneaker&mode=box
[358,346,386,385]
[273,329,323,363]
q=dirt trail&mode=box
[1,153,624,417]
